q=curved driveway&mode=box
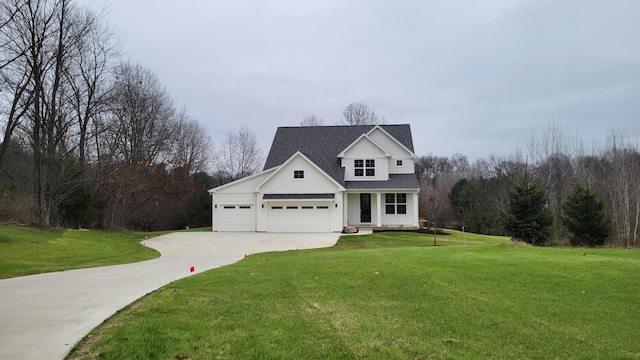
[0,232,339,360]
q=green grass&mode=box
[67,232,640,360]
[0,225,162,279]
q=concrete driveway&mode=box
[0,232,340,360]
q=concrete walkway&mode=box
[0,232,340,360]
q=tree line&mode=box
[0,0,261,230]
[418,124,639,248]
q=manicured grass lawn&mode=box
[0,225,162,279]
[67,231,640,360]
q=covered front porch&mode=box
[343,190,419,228]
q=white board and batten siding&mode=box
[368,128,415,174]
[259,155,340,194]
[341,138,390,181]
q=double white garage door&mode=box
[218,202,331,232]
[268,203,331,232]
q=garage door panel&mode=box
[268,203,331,232]
[219,205,254,231]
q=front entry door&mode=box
[360,193,371,223]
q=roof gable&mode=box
[255,151,345,192]
[208,167,277,194]
[337,134,390,158]
[367,125,417,159]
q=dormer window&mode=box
[294,170,304,179]
[355,159,375,177]
[396,160,403,166]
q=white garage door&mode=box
[268,203,331,232]
[218,205,255,231]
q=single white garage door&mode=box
[268,203,331,232]
[218,204,255,231]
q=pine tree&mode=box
[501,174,553,245]
[561,183,611,246]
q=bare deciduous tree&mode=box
[65,7,119,165]
[105,62,176,166]
[214,125,263,181]
[341,102,384,125]
[171,109,213,173]
[0,0,100,226]
[300,114,324,126]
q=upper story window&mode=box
[396,160,403,166]
[294,170,304,179]
[355,159,375,177]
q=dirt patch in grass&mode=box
[66,331,103,360]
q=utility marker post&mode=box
[433,221,437,246]
[463,226,466,246]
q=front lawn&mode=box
[67,231,640,359]
[0,225,161,279]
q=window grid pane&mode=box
[354,159,364,168]
[355,169,364,176]
[385,194,395,203]
[385,204,395,214]
[397,205,407,214]
[365,159,375,168]
[366,169,375,176]
[397,193,407,203]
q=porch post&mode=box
[376,192,382,227]
[413,192,419,227]
[343,192,348,227]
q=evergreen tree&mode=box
[501,174,553,245]
[561,183,611,246]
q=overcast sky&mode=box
[80,0,640,161]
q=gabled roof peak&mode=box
[337,133,391,158]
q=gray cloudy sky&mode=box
[81,0,640,160]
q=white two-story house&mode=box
[208,124,420,232]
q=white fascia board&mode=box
[208,167,278,194]
[253,151,346,192]
[337,134,391,158]
[366,125,417,159]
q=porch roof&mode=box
[345,173,420,190]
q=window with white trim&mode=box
[294,170,304,179]
[385,193,407,215]
[396,160,403,166]
[355,159,375,177]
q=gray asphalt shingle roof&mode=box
[264,124,420,189]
